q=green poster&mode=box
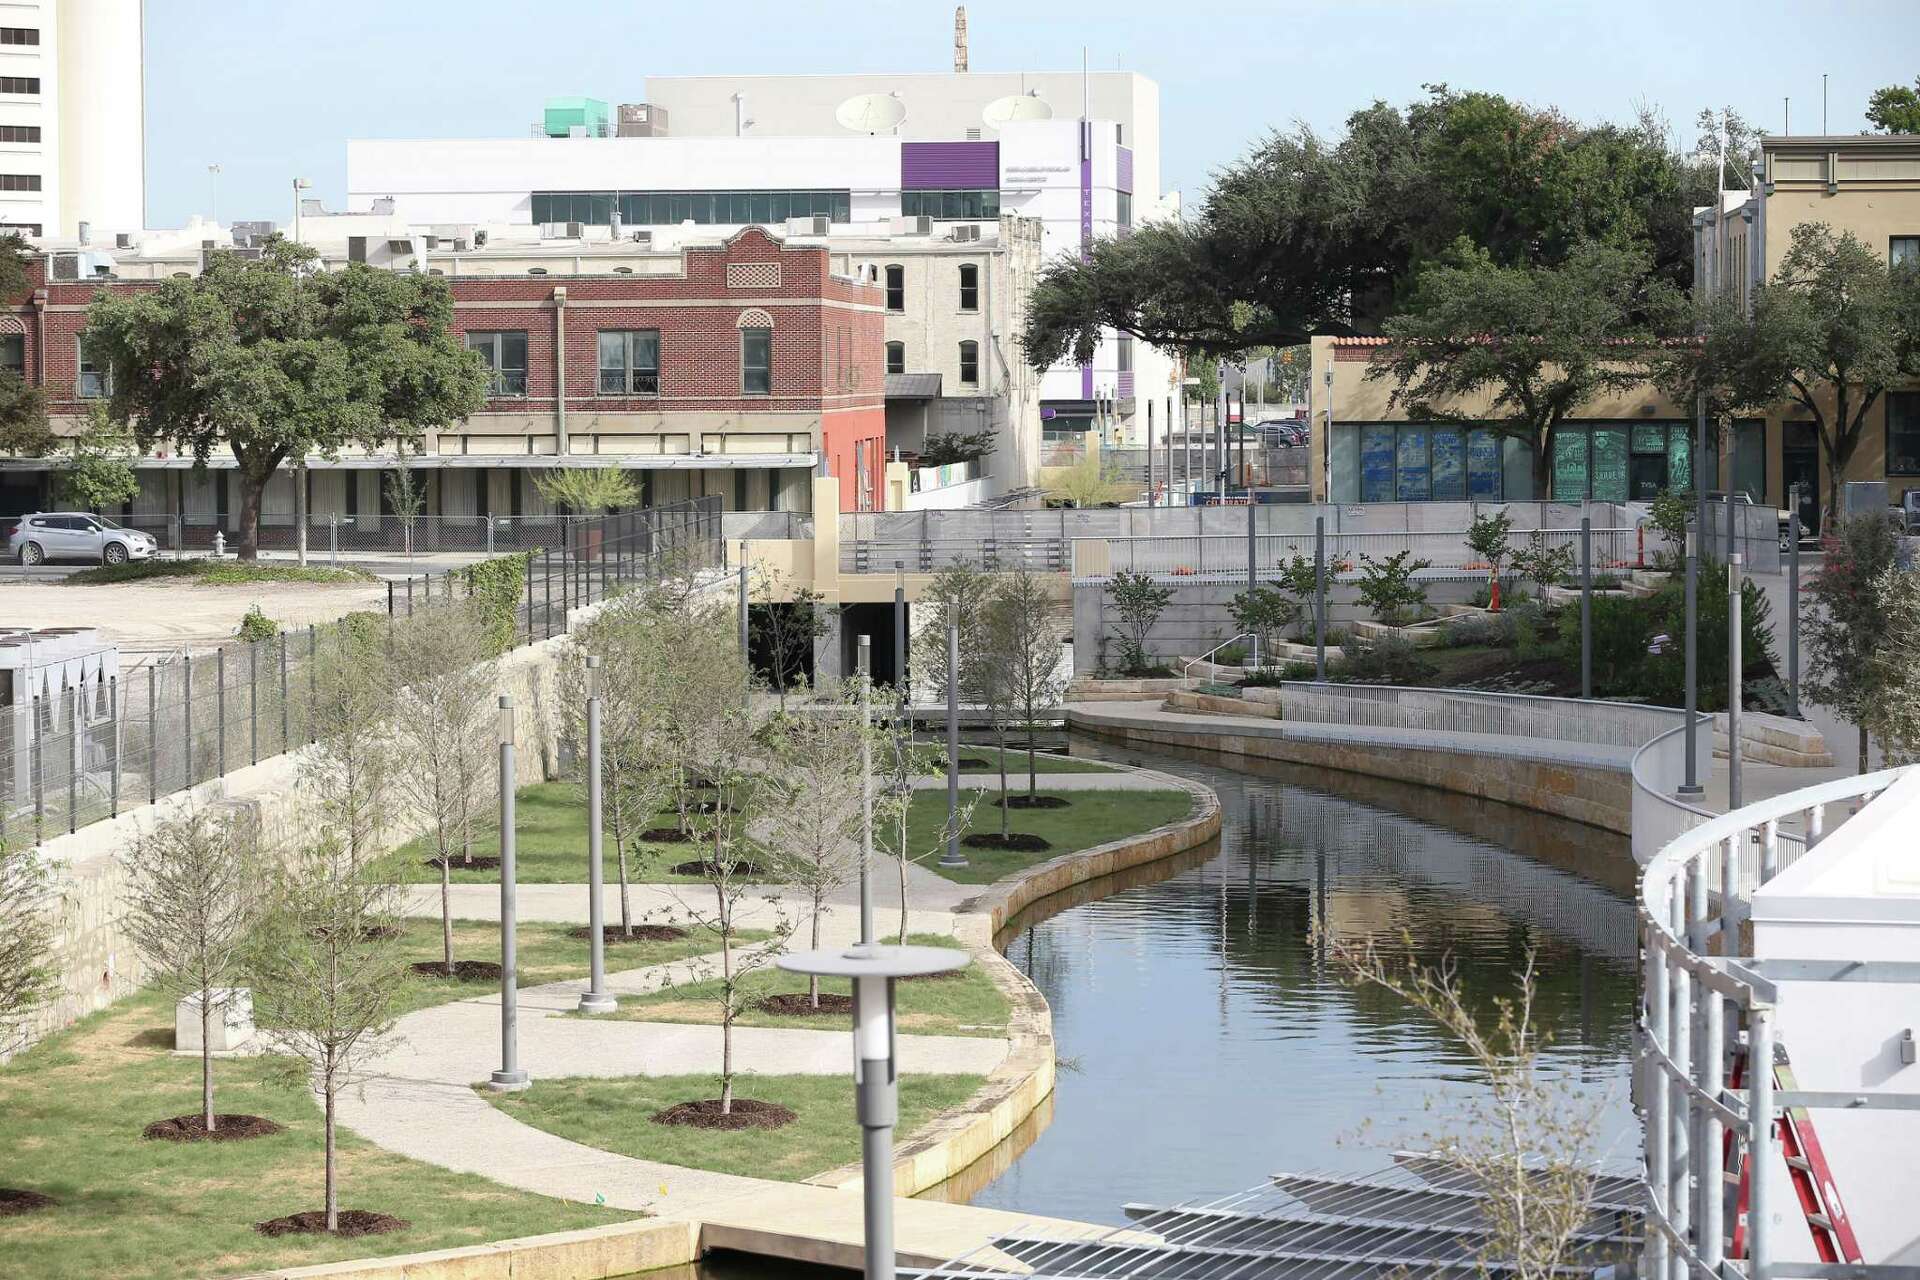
[1669,431,1692,492]
[1632,423,1669,454]
[1551,430,1589,501]
[1591,427,1629,503]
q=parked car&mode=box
[1252,419,1309,448]
[1895,490,1920,534]
[7,512,158,566]
[1704,491,1794,553]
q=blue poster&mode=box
[1467,430,1502,499]
[1396,427,1430,501]
[1431,430,1466,500]
[1360,426,1395,503]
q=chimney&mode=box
[954,6,968,73]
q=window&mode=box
[530,190,852,227]
[0,78,40,95]
[1116,335,1133,373]
[885,342,905,375]
[0,174,40,192]
[1732,418,1767,501]
[596,329,660,394]
[1117,191,1133,230]
[77,339,110,398]
[0,334,22,374]
[465,330,529,396]
[900,189,1001,220]
[1889,392,1920,475]
[0,28,38,45]
[958,340,979,386]
[0,126,39,143]
[957,263,978,311]
[741,328,771,394]
[1893,237,1920,270]
[884,264,904,312]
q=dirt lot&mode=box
[0,576,390,656]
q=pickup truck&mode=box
[1896,491,1920,534]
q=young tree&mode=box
[914,559,995,702]
[1804,514,1902,772]
[1327,935,1606,1280]
[532,466,638,514]
[0,841,56,1060]
[760,688,865,1006]
[1465,508,1515,597]
[1368,239,1664,496]
[390,605,500,976]
[120,807,262,1134]
[985,563,1068,800]
[1042,449,1130,508]
[872,693,978,943]
[250,836,407,1232]
[384,458,426,559]
[1105,569,1175,674]
[1230,586,1299,663]
[303,616,401,870]
[81,238,489,559]
[749,571,830,711]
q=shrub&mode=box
[1647,488,1693,572]
[1230,586,1300,660]
[1330,632,1436,685]
[1465,508,1515,578]
[1640,563,1777,711]
[1554,595,1652,696]
[1105,570,1174,674]
[237,604,278,642]
[460,550,532,654]
[1242,661,1319,686]
[1509,600,1555,662]
[1355,550,1433,625]
[920,429,996,467]
[1443,611,1516,648]
[1512,530,1575,596]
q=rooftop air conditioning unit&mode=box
[629,230,652,245]
[451,238,468,252]
[904,215,932,235]
[950,224,981,242]
[809,215,831,235]
[566,221,584,239]
[49,253,80,281]
[115,233,132,249]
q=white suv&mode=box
[7,512,158,566]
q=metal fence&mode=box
[119,513,618,558]
[0,498,722,845]
[1073,526,1641,583]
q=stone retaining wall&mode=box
[233,1217,701,1280]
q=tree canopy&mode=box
[82,239,489,558]
[1867,77,1920,134]
[1021,86,1722,368]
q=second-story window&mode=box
[885,342,905,375]
[958,340,979,387]
[77,339,111,398]
[597,329,660,394]
[958,263,978,312]
[885,264,904,312]
[465,330,528,396]
[0,334,22,376]
[0,77,39,95]
[1893,237,1920,270]
[741,328,772,394]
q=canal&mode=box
[957,738,1643,1227]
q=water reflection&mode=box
[962,738,1641,1227]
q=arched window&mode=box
[957,263,978,311]
[884,264,904,312]
[958,340,979,386]
[885,342,905,375]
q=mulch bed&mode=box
[408,960,503,981]
[568,924,688,945]
[757,992,854,1016]
[422,856,503,872]
[641,828,693,844]
[670,860,764,878]
[143,1114,285,1143]
[0,1189,54,1216]
[254,1209,411,1238]
[651,1098,796,1131]
[963,832,1053,852]
[993,795,1071,810]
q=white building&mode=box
[344,63,1181,460]
[0,0,145,239]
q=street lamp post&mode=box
[1729,552,1745,810]
[291,177,311,249]
[488,695,530,1092]
[1788,486,1802,718]
[777,943,969,1280]
[940,624,966,869]
[893,562,906,694]
[857,635,875,946]
[578,658,615,1014]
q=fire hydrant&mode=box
[212,531,226,558]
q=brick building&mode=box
[4,225,885,531]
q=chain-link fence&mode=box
[0,498,722,846]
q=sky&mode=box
[144,0,1916,229]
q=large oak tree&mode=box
[81,239,488,559]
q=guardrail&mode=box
[1073,527,1641,582]
[1274,681,1684,750]
[1637,768,1915,1280]
[119,514,618,557]
[1630,718,1717,863]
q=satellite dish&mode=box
[835,93,907,134]
[983,94,1054,128]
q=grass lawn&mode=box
[919,787,1194,884]
[390,917,757,1018]
[379,783,755,885]
[0,991,631,1280]
[64,559,375,586]
[584,934,1008,1037]
[481,1073,982,1182]
[934,746,1116,775]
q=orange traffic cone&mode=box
[1488,573,1502,612]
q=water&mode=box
[958,738,1643,1227]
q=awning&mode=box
[885,373,943,400]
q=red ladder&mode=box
[1725,1041,1864,1264]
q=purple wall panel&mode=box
[901,141,1000,190]
[1116,146,1133,194]
[1118,371,1135,400]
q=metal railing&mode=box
[0,499,722,845]
[1629,718,1717,863]
[119,513,613,557]
[1274,682,1686,751]
[1074,527,1641,582]
[1637,768,1917,1280]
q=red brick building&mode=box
[4,226,884,529]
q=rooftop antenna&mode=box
[1784,97,1790,135]
[953,6,967,73]
[1822,73,1828,133]
[1081,46,1089,121]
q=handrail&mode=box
[1182,633,1254,689]
[1628,717,1717,863]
